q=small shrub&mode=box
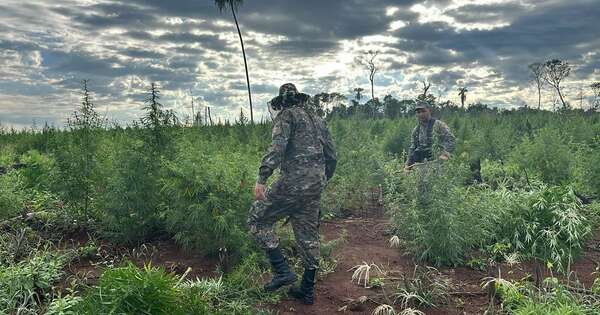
[0,171,27,220]
[592,275,600,294]
[387,161,489,266]
[0,227,42,265]
[161,140,254,258]
[494,277,599,314]
[45,292,83,315]
[76,263,181,315]
[572,141,600,198]
[0,250,66,313]
[509,128,572,185]
[395,266,452,308]
[18,150,56,191]
[98,136,164,244]
[0,144,17,166]
[179,253,280,314]
[498,185,593,272]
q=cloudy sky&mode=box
[1,0,599,129]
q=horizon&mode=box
[1,0,599,129]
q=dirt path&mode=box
[272,218,600,315]
[273,218,486,315]
[62,217,600,314]
[275,218,405,315]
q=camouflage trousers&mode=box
[247,192,321,270]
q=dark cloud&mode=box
[251,83,279,94]
[174,46,206,55]
[445,2,530,24]
[429,69,466,86]
[226,81,246,91]
[42,50,121,76]
[120,48,165,59]
[1,0,599,128]
[269,39,339,57]
[392,0,600,85]
[203,61,219,69]
[120,31,233,53]
[0,39,40,52]
[123,31,154,41]
[128,0,418,40]
[158,33,234,52]
[406,45,465,66]
[578,54,600,77]
[167,58,197,69]
[54,2,158,29]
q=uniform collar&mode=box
[419,117,433,126]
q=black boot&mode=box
[264,247,296,292]
[288,268,316,305]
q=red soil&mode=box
[271,218,600,315]
[61,218,600,315]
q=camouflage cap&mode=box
[279,83,298,96]
[415,100,431,111]
[270,83,310,110]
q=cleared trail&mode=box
[272,218,600,315]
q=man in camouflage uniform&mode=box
[248,83,337,305]
[405,100,455,171]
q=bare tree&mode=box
[215,0,253,123]
[358,50,379,100]
[189,89,198,126]
[542,59,570,109]
[417,80,436,105]
[528,62,545,109]
[458,87,468,108]
[421,80,431,98]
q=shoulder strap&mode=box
[413,125,420,147]
[426,118,437,143]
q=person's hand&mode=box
[439,152,450,161]
[254,182,266,200]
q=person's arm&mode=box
[320,121,337,180]
[435,120,455,159]
[257,110,293,185]
[405,127,418,168]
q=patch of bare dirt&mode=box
[56,217,600,315]
[272,218,600,315]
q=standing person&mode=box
[405,101,455,170]
[248,83,337,305]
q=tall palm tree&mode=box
[353,87,364,102]
[215,0,253,123]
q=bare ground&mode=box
[60,217,600,315]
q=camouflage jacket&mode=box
[258,106,337,196]
[406,118,455,165]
